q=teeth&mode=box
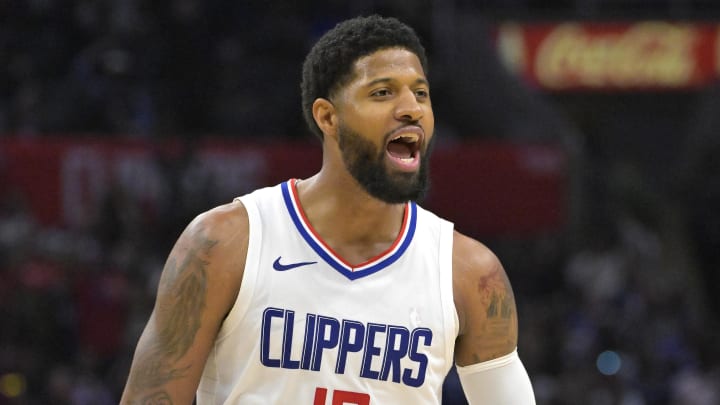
[391,133,419,143]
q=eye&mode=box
[414,88,429,99]
[370,88,392,98]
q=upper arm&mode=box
[120,201,249,404]
[452,231,518,366]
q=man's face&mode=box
[333,48,435,203]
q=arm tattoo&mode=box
[131,235,217,394]
[137,391,173,405]
[477,269,515,320]
[486,291,514,320]
[472,266,517,360]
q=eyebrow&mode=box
[364,77,429,88]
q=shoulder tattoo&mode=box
[471,265,517,361]
[130,233,217,394]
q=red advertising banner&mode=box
[0,137,566,237]
[494,21,720,90]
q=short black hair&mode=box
[301,15,428,139]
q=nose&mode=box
[394,87,424,122]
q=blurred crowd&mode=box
[0,0,334,138]
[2,0,720,404]
[6,0,720,140]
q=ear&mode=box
[312,98,338,140]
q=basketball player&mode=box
[121,15,535,404]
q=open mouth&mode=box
[386,128,422,170]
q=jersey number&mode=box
[314,387,370,405]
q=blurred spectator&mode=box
[676,82,720,320]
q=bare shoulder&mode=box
[452,231,502,281]
[153,198,252,355]
[177,199,250,267]
[170,199,250,300]
[190,199,250,245]
[452,231,518,366]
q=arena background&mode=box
[1,1,719,404]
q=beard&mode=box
[337,122,433,204]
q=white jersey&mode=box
[197,179,458,405]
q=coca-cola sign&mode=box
[495,22,720,90]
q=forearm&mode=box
[120,322,201,405]
[456,348,536,405]
[121,363,193,404]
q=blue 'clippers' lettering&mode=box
[259,307,433,388]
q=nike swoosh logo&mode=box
[273,256,317,271]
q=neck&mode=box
[295,172,407,247]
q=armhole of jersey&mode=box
[439,219,459,369]
[215,194,262,341]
